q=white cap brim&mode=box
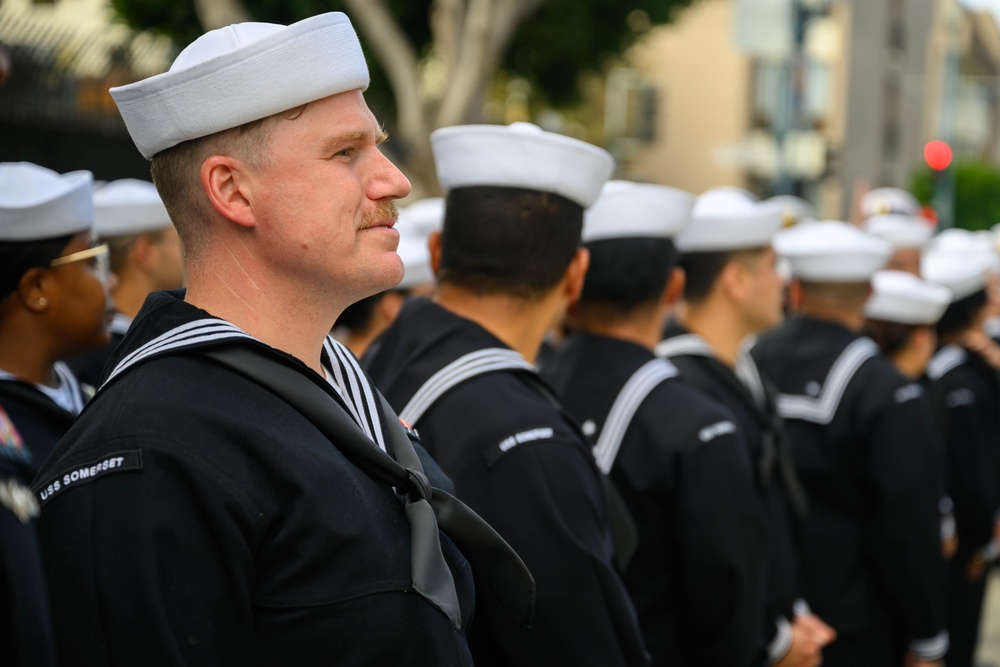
[431,123,614,208]
[94,179,172,237]
[864,270,951,324]
[775,220,892,282]
[583,181,694,242]
[0,163,93,241]
[111,13,369,159]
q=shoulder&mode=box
[639,378,742,448]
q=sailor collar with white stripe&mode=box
[0,362,86,415]
[103,293,389,452]
[655,331,768,411]
[926,344,967,382]
[774,337,880,424]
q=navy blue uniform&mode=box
[541,331,769,667]
[365,298,648,667]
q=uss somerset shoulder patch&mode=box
[482,426,556,468]
[33,450,143,507]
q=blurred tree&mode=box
[912,161,1000,231]
[110,0,694,194]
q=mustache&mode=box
[360,200,399,229]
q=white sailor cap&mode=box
[110,13,369,160]
[430,122,614,208]
[399,197,444,238]
[582,180,694,242]
[924,228,1000,271]
[0,162,93,241]
[861,187,921,218]
[93,179,172,237]
[862,214,935,249]
[864,270,952,325]
[774,220,892,282]
[676,187,782,252]
[921,246,995,300]
[395,198,444,290]
[757,195,816,228]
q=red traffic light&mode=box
[924,140,953,171]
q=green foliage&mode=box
[911,162,1000,231]
[110,0,692,112]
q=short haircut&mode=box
[0,234,74,302]
[579,237,677,318]
[437,186,584,300]
[937,288,988,338]
[797,281,871,307]
[103,229,169,275]
[150,105,305,260]
[865,318,920,357]
[679,247,766,303]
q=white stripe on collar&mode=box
[654,334,715,359]
[592,358,678,474]
[734,346,768,411]
[324,337,386,453]
[109,313,132,336]
[105,319,253,385]
[775,337,879,424]
[926,345,967,381]
[0,362,85,415]
[399,348,534,426]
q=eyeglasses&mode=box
[49,244,111,285]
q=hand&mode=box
[773,619,827,667]
[795,613,836,646]
[962,330,1000,369]
[903,653,942,667]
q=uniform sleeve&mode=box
[36,440,259,667]
[465,434,649,667]
[671,429,770,667]
[938,380,1000,546]
[862,388,949,654]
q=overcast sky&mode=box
[962,0,1000,23]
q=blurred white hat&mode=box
[431,122,614,208]
[93,179,172,237]
[395,198,445,290]
[921,246,995,300]
[864,270,951,325]
[0,162,93,241]
[677,187,782,252]
[862,214,935,249]
[757,195,816,228]
[774,220,892,282]
[111,13,369,159]
[582,180,694,242]
[861,187,921,218]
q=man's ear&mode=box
[200,155,256,228]
[786,278,804,313]
[563,247,590,304]
[663,266,686,310]
[428,231,442,277]
[131,234,156,273]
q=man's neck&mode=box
[576,306,664,352]
[435,284,563,363]
[111,273,156,320]
[678,299,753,368]
[797,303,864,332]
[185,262,338,375]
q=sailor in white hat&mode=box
[33,14,533,666]
[364,123,649,666]
[0,161,113,666]
[752,221,949,667]
[0,162,113,467]
[921,247,1000,667]
[65,179,184,387]
[663,193,835,664]
[541,180,776,666]
[862,214,936,275]
[335,197,444,358]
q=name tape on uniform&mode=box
[483,427,556,468]
[34,450,143,506]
